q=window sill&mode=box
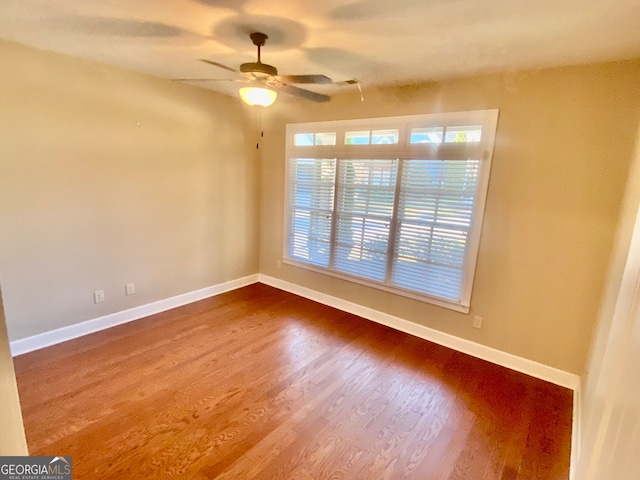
[281,258,470,314]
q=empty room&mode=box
[1,1,640,479]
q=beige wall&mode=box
[259,61,640,374]
[0,286,28,455]
[0,40,260,340]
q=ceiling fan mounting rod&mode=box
[250,32,268,63]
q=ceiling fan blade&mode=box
[277,74,333,84]
[200,59,238,73]
[279,84,330,103]
[171,78,246,82]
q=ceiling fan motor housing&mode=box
[240,61,278,77]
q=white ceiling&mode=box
[2,0,640,100]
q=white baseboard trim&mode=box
[10,274,260,357]
[259,274,581,391]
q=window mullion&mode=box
[328,157,341,270]
[385,158,403,285]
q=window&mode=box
[285,110,499,312]
[294,132,337,146]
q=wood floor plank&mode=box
[14,283,573,479]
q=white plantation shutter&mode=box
[334,159,398,281]
[285,110,498,312]
[392,159,480,302]
[288,158,336,266]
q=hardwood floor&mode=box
[13,283,572,479]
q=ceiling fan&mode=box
[175,32,334,106]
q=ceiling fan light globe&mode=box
[239,85,277,107]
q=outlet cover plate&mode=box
[94,290,104,303]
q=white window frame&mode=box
[283,110,499,313]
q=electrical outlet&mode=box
[473,316,483,329]
[94,290,104,303]
[126,283,135,295]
